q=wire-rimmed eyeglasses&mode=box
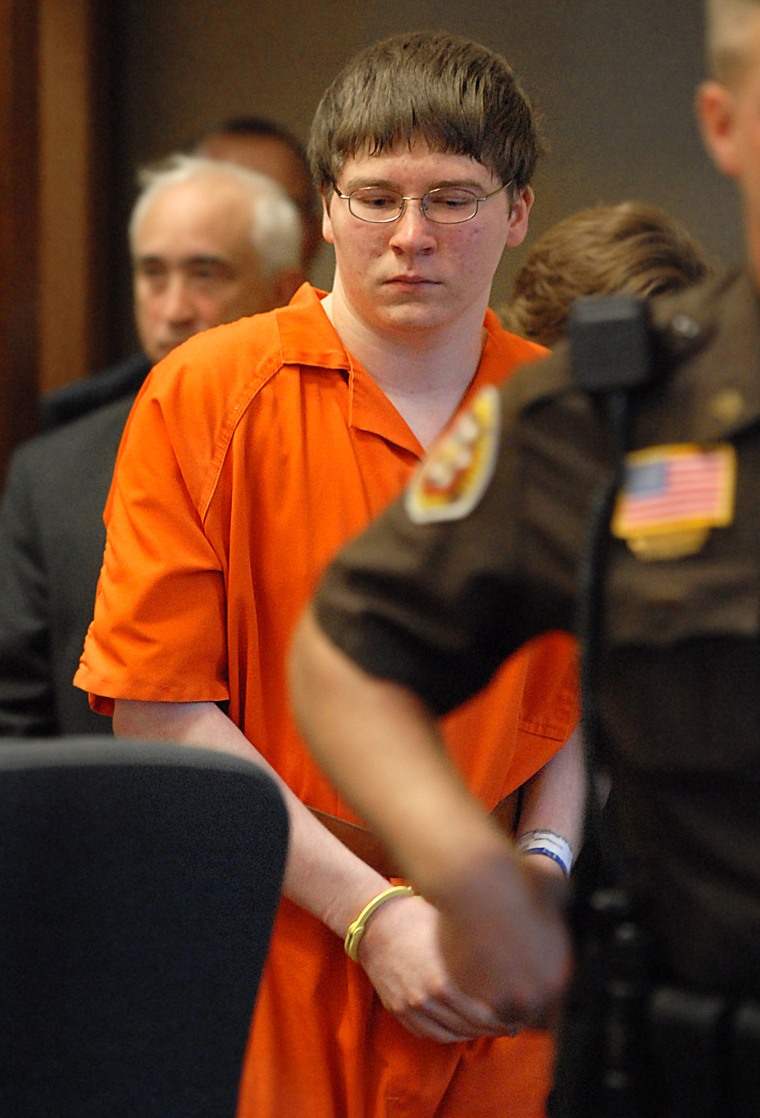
[332,181,513,225]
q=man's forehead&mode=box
[132,178,253,249]
[337,142,495,182]
[139,173,249,217]
[131,200,251,264]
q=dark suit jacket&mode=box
[0,392,140,735]
[38,353,150,432]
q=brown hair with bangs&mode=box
[307,30,542,195]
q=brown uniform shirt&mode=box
[315,267,760,998]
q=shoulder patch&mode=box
[611,442,736,559]
[405,385,501,524]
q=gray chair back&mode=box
[0,736,289,1117]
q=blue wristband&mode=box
[518,830,573,876]
[522,846,570,878]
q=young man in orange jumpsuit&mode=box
[75,31,585,1118]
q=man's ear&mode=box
[697,79,741,178]
[506,185,535,248]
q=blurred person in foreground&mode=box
[0,155,302,736]
[501,200,715,884]
[75,30,586,1118]
[290,3,760,1114]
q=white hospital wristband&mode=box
[517,829,574,877]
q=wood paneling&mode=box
[39,0,116,393]
[0,0,40,484]
[0,0,116,485]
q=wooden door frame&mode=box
[0,0,117,486]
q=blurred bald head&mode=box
[192,116,322,271]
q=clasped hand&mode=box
[355,891,526,1043]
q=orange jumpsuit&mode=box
[76,284,578,1118]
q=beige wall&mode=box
[109,0,741,354]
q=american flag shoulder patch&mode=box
[612,443,736,539]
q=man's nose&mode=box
[160,275,196,324]
[388,202,437,250]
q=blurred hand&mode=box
[436,852,573,1030]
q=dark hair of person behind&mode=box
[500,201,715,347]
[188,115,312,179]
[308,30,543,193]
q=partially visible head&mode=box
[500,202,714,347]
[129,153,303,364]
[705,0,760,86]
[192,116,322,270]
[308,30,542,197]
[698,1,760,278]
